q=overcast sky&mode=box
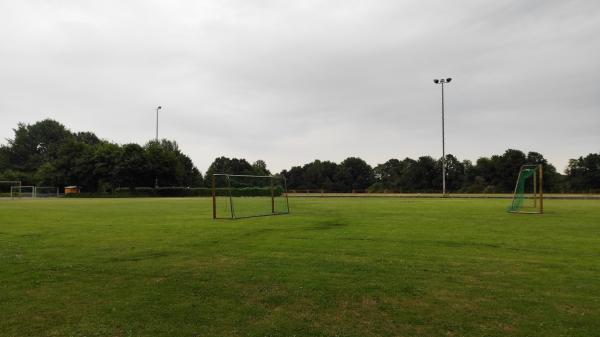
[1,0,599,173]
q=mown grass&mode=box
[1,197,599,337]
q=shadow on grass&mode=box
[305,222,348,230]
[107,250,171,262]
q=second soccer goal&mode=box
[211,174,290,219]
[508,164,543,214]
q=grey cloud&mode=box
[1,0,599,173]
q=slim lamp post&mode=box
[433,78,452,196]
[155,106,162,141]
[155,105,162,188]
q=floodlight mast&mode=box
[155,106,162,142]
[433,77,452,196]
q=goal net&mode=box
[0,181,21,198]
[508,164,543,214]
[11,185,35,199]
[212,174,290,219]
[35,187,59,198]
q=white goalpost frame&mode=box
[11,185,36,199]
[35,186,60,198]
[2,183,61,199]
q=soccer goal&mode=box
[35,187,60,198]
[0,181,22,198]
[11,185,36,199]
[508,164,543,214]
[212,174,290,219]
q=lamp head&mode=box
[157,106,162,110]
[446,78,452,82]
[433,79,439,84]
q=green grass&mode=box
[1,197,599,337]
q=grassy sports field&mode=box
[1,197,599,337]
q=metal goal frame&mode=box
[508,164,543,214]
[211,174,290,219]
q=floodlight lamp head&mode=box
[446,78,452,82]
[157,106,162,110]
[433,79,439,84]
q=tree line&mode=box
[282,152,558,193]
[0,119,203,192]
[1,119,599,193]
[282,152,600,193]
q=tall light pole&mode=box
[155,105,162,188]
[155,106,162,141]
[433,78,452,195]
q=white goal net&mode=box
[1,185,60,199]
[11,185,35,198]
[35,187,60,198]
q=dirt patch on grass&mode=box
[555,303,590,316]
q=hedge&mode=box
[65,186,284,198]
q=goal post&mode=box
[508,164,543,214]
[35,186,60,198]
[0,181,21,198]
[212,174,290,219]
[11,185,35,199]
[1,183,60,199]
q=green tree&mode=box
[408,156,438,192]
[281,166,305,190]
[115,144,147,189]
[0,146,9,172]
[441,154,466,192]
[6,119,72,173]
[372,159,406,192]
[524,151,562,192]
[1,120,203,192]
[566,153,600,192]
[91,142,123,191]
[251,160,271,176]
[335,157,374,192]
[205,156,255,185]
[75,132,102,145]
[302,160,338,191]
[496,149,527,192]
